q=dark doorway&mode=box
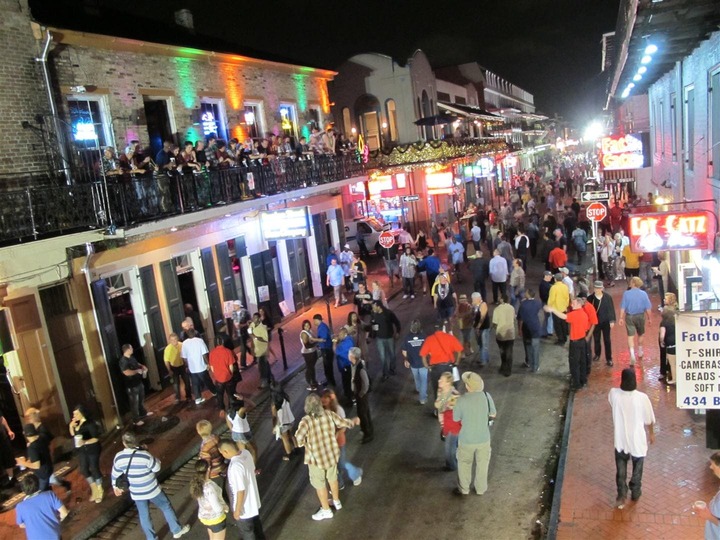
[143,98,173,157]
[250,249,281,322]
[312,212,331,294]
[177,270,206,337]
[110,292,146,367]
[286,238,312,311]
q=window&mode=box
[243,101,264,139]
[279,103,297,138]
[342,107,352,135]
[454,96,467,105]
[670,93,677,162]
[385,99,398,142]
[199,99,228,141]
[653,100,661,155]
[711,70,720,179]
[307,105,321,131]
[67,95,112,150]
[684,85,695,171]
[659,100,664,157]
[437,91,450,102]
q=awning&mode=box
[437,101,503,122]
[414,113,459,126]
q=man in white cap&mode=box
[453,372,496,496]
[589,280,616,366]
[560,267,574,297]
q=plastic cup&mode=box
[693,500,707,512]
[73,435,83,448]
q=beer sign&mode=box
[628,211,710,252]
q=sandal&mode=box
[282,455,290,461]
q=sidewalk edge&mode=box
[546,389,575,540]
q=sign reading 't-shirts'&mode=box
[676,311,720,409]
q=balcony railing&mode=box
[0,154,364,245]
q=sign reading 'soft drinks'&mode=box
[628,211,709,252]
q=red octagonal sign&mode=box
[586,202,608,222]
[378,230,395,249]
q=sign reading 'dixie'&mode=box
[677,312,720,409]
[259,207,310,241]
[628,211,709,252]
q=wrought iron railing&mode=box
[0,154,364,244]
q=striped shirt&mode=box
[111,448,161,500]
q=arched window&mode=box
[385,99,398,142]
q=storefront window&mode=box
[279,104,297,138]
[200,100,228,141]
[243,102,263,139]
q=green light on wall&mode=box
[292,74,308,113]
[174,58,196,108]
[177,47,204,56]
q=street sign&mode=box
[378,230,395,249]
[586,202,608,222]
[581,190,610,202]
[676,311,720,409]
[403,194,420,202]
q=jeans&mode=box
[376,338,396,376]
[403,276,415,296]
[303,351,318,387]
[523,337,540,372]
[320,348,336,386]
[615,450,644,500]
[497,339,514,376]
[169,365,191,401]
[338,445,362,488]
[545,312,554,335]
[190,370,215,398]
[444,432,459,470]
[237,515,265,540]
[593,321,612,362]
[476,328,490,365]
[553,314,567,343]
[126,384,147,421]
[457,441,492,495]
[215,379,235,410]
[257,355,272,386]
[410,367,428,403]
[491,280,507,303]
[639,262,653,290]
[78,442,101,481]
[135,491,183,540]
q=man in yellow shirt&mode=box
[249,313,272,388]
[164,333,192,403]
[548,273,571,345]
[622,244,641,278]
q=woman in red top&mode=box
[435,372,461,471]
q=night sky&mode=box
[33,0,621,124]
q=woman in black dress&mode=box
[69,405,103,503]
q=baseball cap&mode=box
[543,271,552,277]
[343,243,350,249]
[559,267,569,274]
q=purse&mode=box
[115,450,137,491]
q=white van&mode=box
[344,217,400,254]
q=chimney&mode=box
[174,9,194,32]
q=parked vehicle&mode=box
[344,217,401,254]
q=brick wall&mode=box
[0,0,51,178]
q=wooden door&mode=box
[160,260,185,334]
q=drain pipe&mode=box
[36,30,73,185]
[82,242,122,428]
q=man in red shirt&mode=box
[421,326,464,399]
[208,336,237,410]
[578,293,598,380]
[548,244,568,274]
[545,297,590,390]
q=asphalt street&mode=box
[92,258,572,540]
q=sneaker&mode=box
[195,397,206,405]
[311,508,334,521]
[133,420,145,427]
[353,476,363,486]
[411,295,415,299]
[338,483,345,490]
[333,499,342,510]
[173,525,191,538]
[615,496,625,509]
[403,294,408,299]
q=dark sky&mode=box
[36,0,621,123]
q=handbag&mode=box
[114,450,137,492]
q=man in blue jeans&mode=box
[119,344,150,426]
[112,431,190,540]
[370,302,401,381]
[517,289,543,372]
[313,314,336,387]
[401,319,428,404]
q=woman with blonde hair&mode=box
[196,420,226,486]
[189,459,229,539]
[659,294,677,385]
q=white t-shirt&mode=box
[227,451,261,519]
[608,388,655,457]
[181,337,209,373]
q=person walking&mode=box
[421,325,464,399]
[208,336,237,411]
[548,273,570,345]
[321,389,363,489]
[469,251,489,304]
[659,303,677,385]
[294,394,360,521]
[15,474,68,540]
[349,347,373,443]
[23,408,71,492]
[333,326,355,402]
[418,249,441,297]
[435,372,461,471]
[453,372,496,496]
[619,276,653,365]
[448,236,465,282]
[471,292,491,367]
[509,258,525,312]
[218,440,264,539]
[313,314,336,387]
[544,297,591,390]
[489,249,508,304]
[433,272,458,324]
[571,224,588,266]
[609,368,656,509]
[164,333,192,403]
[112,431,190,540]
[589,281,616,367]
[69,405,104,503]
[181,329,215,404]
[401,319,428,405]
[399,246,418,299]
[492,294,516,377]
[326,259,348,308]
[249,313,272,388]
[300,320,322,391]
[189,460,229,540]
[270,384,295,461]
[16,424,54,492]
[517,290,543,372]
[539,271,554,337]
[119,344,150,426]
[370,302,401,381]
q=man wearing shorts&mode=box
[619,277,653,365]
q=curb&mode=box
[546,388,575,540]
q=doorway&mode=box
[160,254,205,337]
[143,97,174,157]
[312,212,331,294]
[109,291,148,389]
[286,238,312,311]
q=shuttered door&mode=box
[139,265,168,385]
[159,260,185,334]
[201,247,223,331]
[216,242,237,303]
[312,212,330,293]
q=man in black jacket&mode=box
[469,252,489,304]
[349,347,373,443]
[589,280,617,366]
[370,302,401,381]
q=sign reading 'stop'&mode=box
[628,211,709,252]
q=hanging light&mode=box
[644,44,658,55]
[638,66,647,74]
[641,55,652,64]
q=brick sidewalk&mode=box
[555,281,716,539]
[0,259,401,540]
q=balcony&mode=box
[0,154,364,245]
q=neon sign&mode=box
[600,134,645,170]
[201,111,218,136]
[74,122,98,141]
[629,211,710,252]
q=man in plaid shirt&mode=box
[295,393,360,521]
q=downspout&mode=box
[82,242,122,428]
[677,59,686,207]
[36,30,73,185]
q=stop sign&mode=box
[378,230,395,249]
[586,202,608,222]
